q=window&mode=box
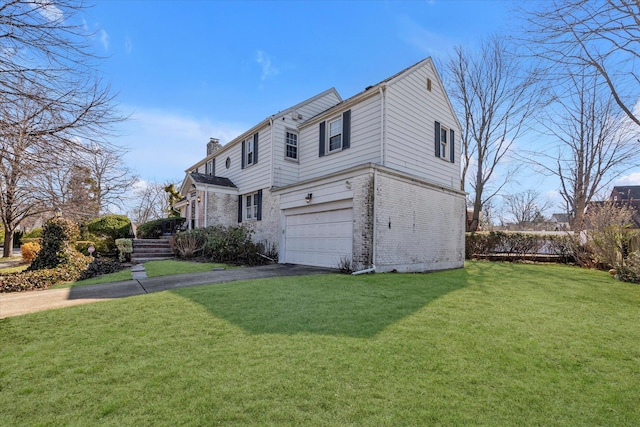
[205,159,214,176]
[242,133,259,169]
[440,126,448,160]
[245,193,258,220]
[319,110,350,157]
[238,190,262,222]
[328,117,343,152]
[434,121,454,163]
[225,157,231,169]
[285,131,298,160]
[246,138,254,165]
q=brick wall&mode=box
[373,171,465,272]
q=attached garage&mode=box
[284,205,353,268]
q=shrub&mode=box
[21,242,41,263]
[1,254,92,293]
[77,258,127,281]
[84,215,132,256]
[28,218,80,271]
[173,230,207,258]
[23,228,42,239]
[137,217,186,239]
[201,225,266,266]
[615,251,640,284]
[115,238,133,262]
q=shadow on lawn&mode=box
[172,271,469,338]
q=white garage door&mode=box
[285,208,353,268]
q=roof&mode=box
[612,186,640,200]
[550,213,570,223]
[189,172,236,188]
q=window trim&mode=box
[327,116,343,153]
[246,137,254,166]
[285,129,299,161]
[245,192,258,221]
[439,124,449,161]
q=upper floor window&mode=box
[205,159,214,175]
[242,132,259,169]
[328,117,343,152]
[246,138,254,165]
[439,126,448,160]
[319,110,351,157]
[286,131,298,160]
[434,121,455,164]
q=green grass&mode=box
[1,261,639,425]
[51,259,232,288]
[0,264,27,274]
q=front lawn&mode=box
[51,259,232,288]
[1,261,639,425]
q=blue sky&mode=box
[85,0,639,215]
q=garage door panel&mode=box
[285,207,353,268]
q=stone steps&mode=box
[131,238,174,263]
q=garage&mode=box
[284,207,353,268]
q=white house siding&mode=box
[272,91,342,188]
[373,170,465,272]
[298,93,382,182]
[384,60,461,190]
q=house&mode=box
[611,186,640,228]
[176,58,465,272]
[550,213,570,231]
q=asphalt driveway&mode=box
[0,264,334,319]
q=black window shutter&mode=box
[256,189,263,221]
[241,141,246,169]
[253,133,259,164]
[319,121,326,157]
[237,195,243,222]
[212,158,216,176]
[450,129,455,163]
[434,121,441,157]
[342,110,351,149]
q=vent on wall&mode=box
[427,78,432,92]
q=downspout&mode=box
[269,117,275,188]
[379,85,386,167]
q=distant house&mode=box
[611,186,640,228]
[176,58,465,272]
[550,213,570,231]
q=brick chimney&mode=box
[206,137,222,156]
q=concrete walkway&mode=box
[0,264,334,319]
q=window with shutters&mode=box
[285,130,298,160]
[245,193,258,220]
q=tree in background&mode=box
[445,36,539,231]
[502,189,552,230]
[521,0,640,127]
[525,73,639,231]
[130,181,175,224]
[164,183,183,217]
[0,2,124,257]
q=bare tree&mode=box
[130,181,172,224]
[526,72,639,231]
[82,144,138,215]
[0,3,124,257]
[502,190,552,230]
[446,36,539,231]
[521,0,640,127]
